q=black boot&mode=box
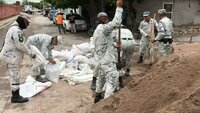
[137,55,143,64]
[94,92,103,103]
[11,89,29,103]
[125,69,130,77]
[36,75,49,83]
[119,76,124,88]
[90,77,96,90]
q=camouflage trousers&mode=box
[6,64,20,91]
[139,40,150,56]
[157,42,172,58]
[121,43,134,70]
[95,62,119,98]
[93,66,98,78]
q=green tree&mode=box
[0,0,6,4]
[126,0,144,31]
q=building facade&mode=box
[134,0,200,25]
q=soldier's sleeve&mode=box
[47,48,53,59]
[40,39,49,59]
[13,30,32,56]
[102,7,123,36]
[170,20,174,33]
[138,21,148,37]
[155,20,159,29]
[155,22,165,41]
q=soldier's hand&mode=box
[47,58,56,64]
[116,0,123,7]
[116,62,125,70]
[152,39,156,43]
[31,54,36,59]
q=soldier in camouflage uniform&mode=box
[0,13,35,103]
[93,0,123,103]
[26,34,62,83]
[154,9,174,58]
[137,11,158,64]
[119,27,135,77]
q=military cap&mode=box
[97,12,108,18]
[158,9,167,14]
[143,11,150,16]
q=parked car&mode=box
[48,9,58,20]
[63,14,87,31]
[43,8,50,17]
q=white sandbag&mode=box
[52,49,67,58]
[66,55,90,70]
[73,55,90,64]
[20,75,52,98]
[78,64,90,70]
[70,55,91,70]
[52,49,74,62]
[45,61,66,83]
[66,60,79,69]
[70,48,85,56]
[72,43,93,53]
[29,45,48,70]
[61,68,93,85]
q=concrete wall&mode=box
[173,0,200,25]
[134,0,200,26]
[0,5,22,20]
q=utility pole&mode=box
[43,0,44,11]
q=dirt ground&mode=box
[1,13,200,113]
[88,43,200,113]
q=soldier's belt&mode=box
[159,38,173,44]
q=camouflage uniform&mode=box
[155,9,174,58]
[0,21,33,91]
[120,28,135,72]
[26,34,54,75]
[26,34,54,59]
[138,18,157,57]
[94,7,123,98]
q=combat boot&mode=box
[137,55,143,64]
[90,77,96,90]
[11,89,29,103]
[94,92,103,103]
[125,69,130,76]
[36,75,49,83]
[119,76,124,88]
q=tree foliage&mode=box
[0,0,6,4]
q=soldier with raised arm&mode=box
[92,0,123,103]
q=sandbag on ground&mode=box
[20,75,52,98]
[60,68,93,85]
[45,60,66,83]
